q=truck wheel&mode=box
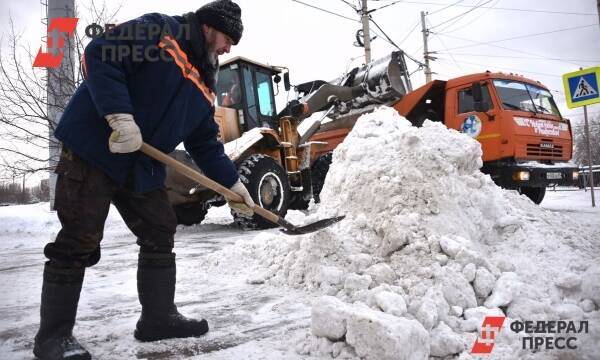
[173,202,209,226]
[520,186,546,205]
[233,154,291,230]
[311,152,333,203]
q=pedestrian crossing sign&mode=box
[562,67,600,109]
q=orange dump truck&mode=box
[310,71,579,204]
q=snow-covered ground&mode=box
[0,203,318,359]
[0,108,599,359]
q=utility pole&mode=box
[421,11,432,83]
[22,174,26,204]
[361,0,372,63]
[46,0,76,209]
[583,103,596,207]
[596,0,600,31]
[597,0,600,31]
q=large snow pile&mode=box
[206,107,599,359]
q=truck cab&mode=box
[393,71,579,203]
[215,56,283,133]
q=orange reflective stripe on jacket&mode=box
[158,35,216,107]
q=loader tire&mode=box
[232,154,291,230]
[289,194,310,210]
[173,202,208,226]
[311,152,333,203]
[520,186,546,205]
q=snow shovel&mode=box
[139,143,344,235]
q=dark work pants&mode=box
[44,148,178,268]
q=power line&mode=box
[290,0,359,22]
[368,16,425,66]
[428,0,467,15]
[430,0,494,30]
[369,1,597,16]
[569,111,600,117]
[369,24,423,67]
[397,19,421,46]
[434,0,500,34]
[434,33,584,67]
[435,24,597,49]
[369,0,405,14]
[432,52,600,64]
[339,0,358,11]
[430,28,462,71]
[435,57,562,78]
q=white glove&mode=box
[228,179,255,216]
[106,113,142,153]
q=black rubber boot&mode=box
[134,252,209,342]
[33,264,91,360]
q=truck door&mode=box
[448,82,500,161]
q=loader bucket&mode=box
[282,51,412,136]
[328,51,410,119]
[352,51,408,104]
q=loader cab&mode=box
[216,57,284,131]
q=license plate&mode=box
[546,172,562,180]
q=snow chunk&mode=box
[581,266,600,307]
[462,306,504,332]
[507,298,554,320]
[555,303,584,319]
[473,267,496,298]
[311,296,353,340]
[440,269,477,309]
[430,321,464,357]
[317,266,345,286]
[462,263,477,283]
[439,236,465,259]
[374,291,407,316]
[346,304,430,360]
[344,273,372,294]
[377,214,417,256]
[581,299,596,312]
[463,306,504,322]
[416,297,439,331]
[484,272,521,308]
[555,272,582,289]
[365,263,396,286]
[451,306,463,316]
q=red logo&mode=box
[33,17,78,68]
[471,316,506,354]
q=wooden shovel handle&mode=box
[140,143,280,225]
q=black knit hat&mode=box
[195,0,243,45]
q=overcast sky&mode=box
[2,0,599,119]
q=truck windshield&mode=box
[493,80,561,116]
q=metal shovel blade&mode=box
[279,215,345,235]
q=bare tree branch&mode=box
[0,1,120,180]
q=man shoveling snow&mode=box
[33,2,255,359]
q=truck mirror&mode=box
[472,82,489,112]
[472,82,483,102]
[284,72,291,92]
[474,100,490,113]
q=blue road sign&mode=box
[562,67,600,109]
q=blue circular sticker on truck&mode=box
[461,115,482,138]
